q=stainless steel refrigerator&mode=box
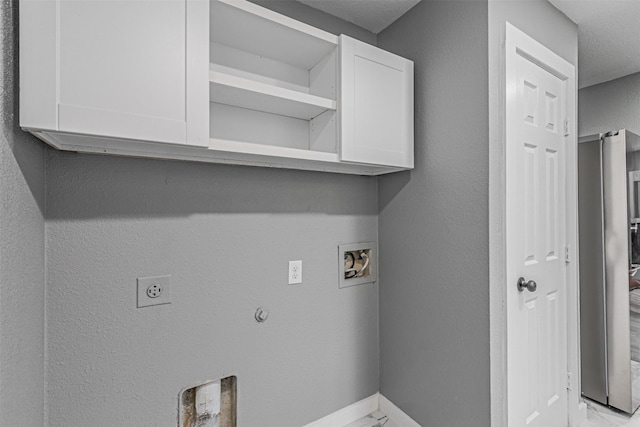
[579,129,640,414]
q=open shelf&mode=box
[211,0,338,70]
[206,0,411,174]
[209,0,339,164]
[209,138,339,163]
[210,69,336,120]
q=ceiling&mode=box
[548,0,640,89]
[297,0,420,34]
[299,0,640,90]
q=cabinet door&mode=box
[55,0,207,147]
[339,35,414,168]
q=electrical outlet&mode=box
[146,283,163,298]
[288,260,302,284]
[137,275,171,308]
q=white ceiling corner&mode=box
[548,0,640,89]
[297,0,421,34]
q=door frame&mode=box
[489,22,585,427]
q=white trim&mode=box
[302,393,422,427]
[28,130,401,176]
[185,0,209,147]
[575,401,587,426]
[378,394,421,427]
[302,394,379,427]
[489,21,508,427]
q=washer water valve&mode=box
[338,242,377,288]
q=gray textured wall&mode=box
[578,72,640,137]
[377,1,577,426]
[46,155,379,427]
[488,2,577,426]
[0,1,46,425]
[376,1,491,425]
[44,4,379,427]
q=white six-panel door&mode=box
[506,23,575,427]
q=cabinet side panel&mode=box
[339,35,355,161]
[19,0,57,130]
[186,0,208,147]
[403,61,414,168]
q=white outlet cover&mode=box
[137,275,171,308]
[289,260,302,285]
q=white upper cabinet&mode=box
[20,0,414,175]
[340,36,414,169]
[20,0,207,147]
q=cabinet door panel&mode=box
[340,35,413,168]
[58,0,187,144]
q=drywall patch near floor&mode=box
[180,376,237,427]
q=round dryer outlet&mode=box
[146,284,163,298]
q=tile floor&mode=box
[582,399,640,427]
[348,399,640,427]
[580,360,640,426]
[345,410,398,427]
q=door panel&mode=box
[58,0,188,144]
[546,149,559,259]
[547,290,560,405]
[339,35,413,168]
[523,142,539,264]
[525,296,541,424]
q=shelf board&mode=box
[212,0,338,70]
[210,70,336,120]
[209,138,338,163]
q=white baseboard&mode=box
[379,394,421,427]
[303,393,421,427]
[302,394,379,427]
[574,400,588,427]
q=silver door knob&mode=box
[517,277,537,292]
